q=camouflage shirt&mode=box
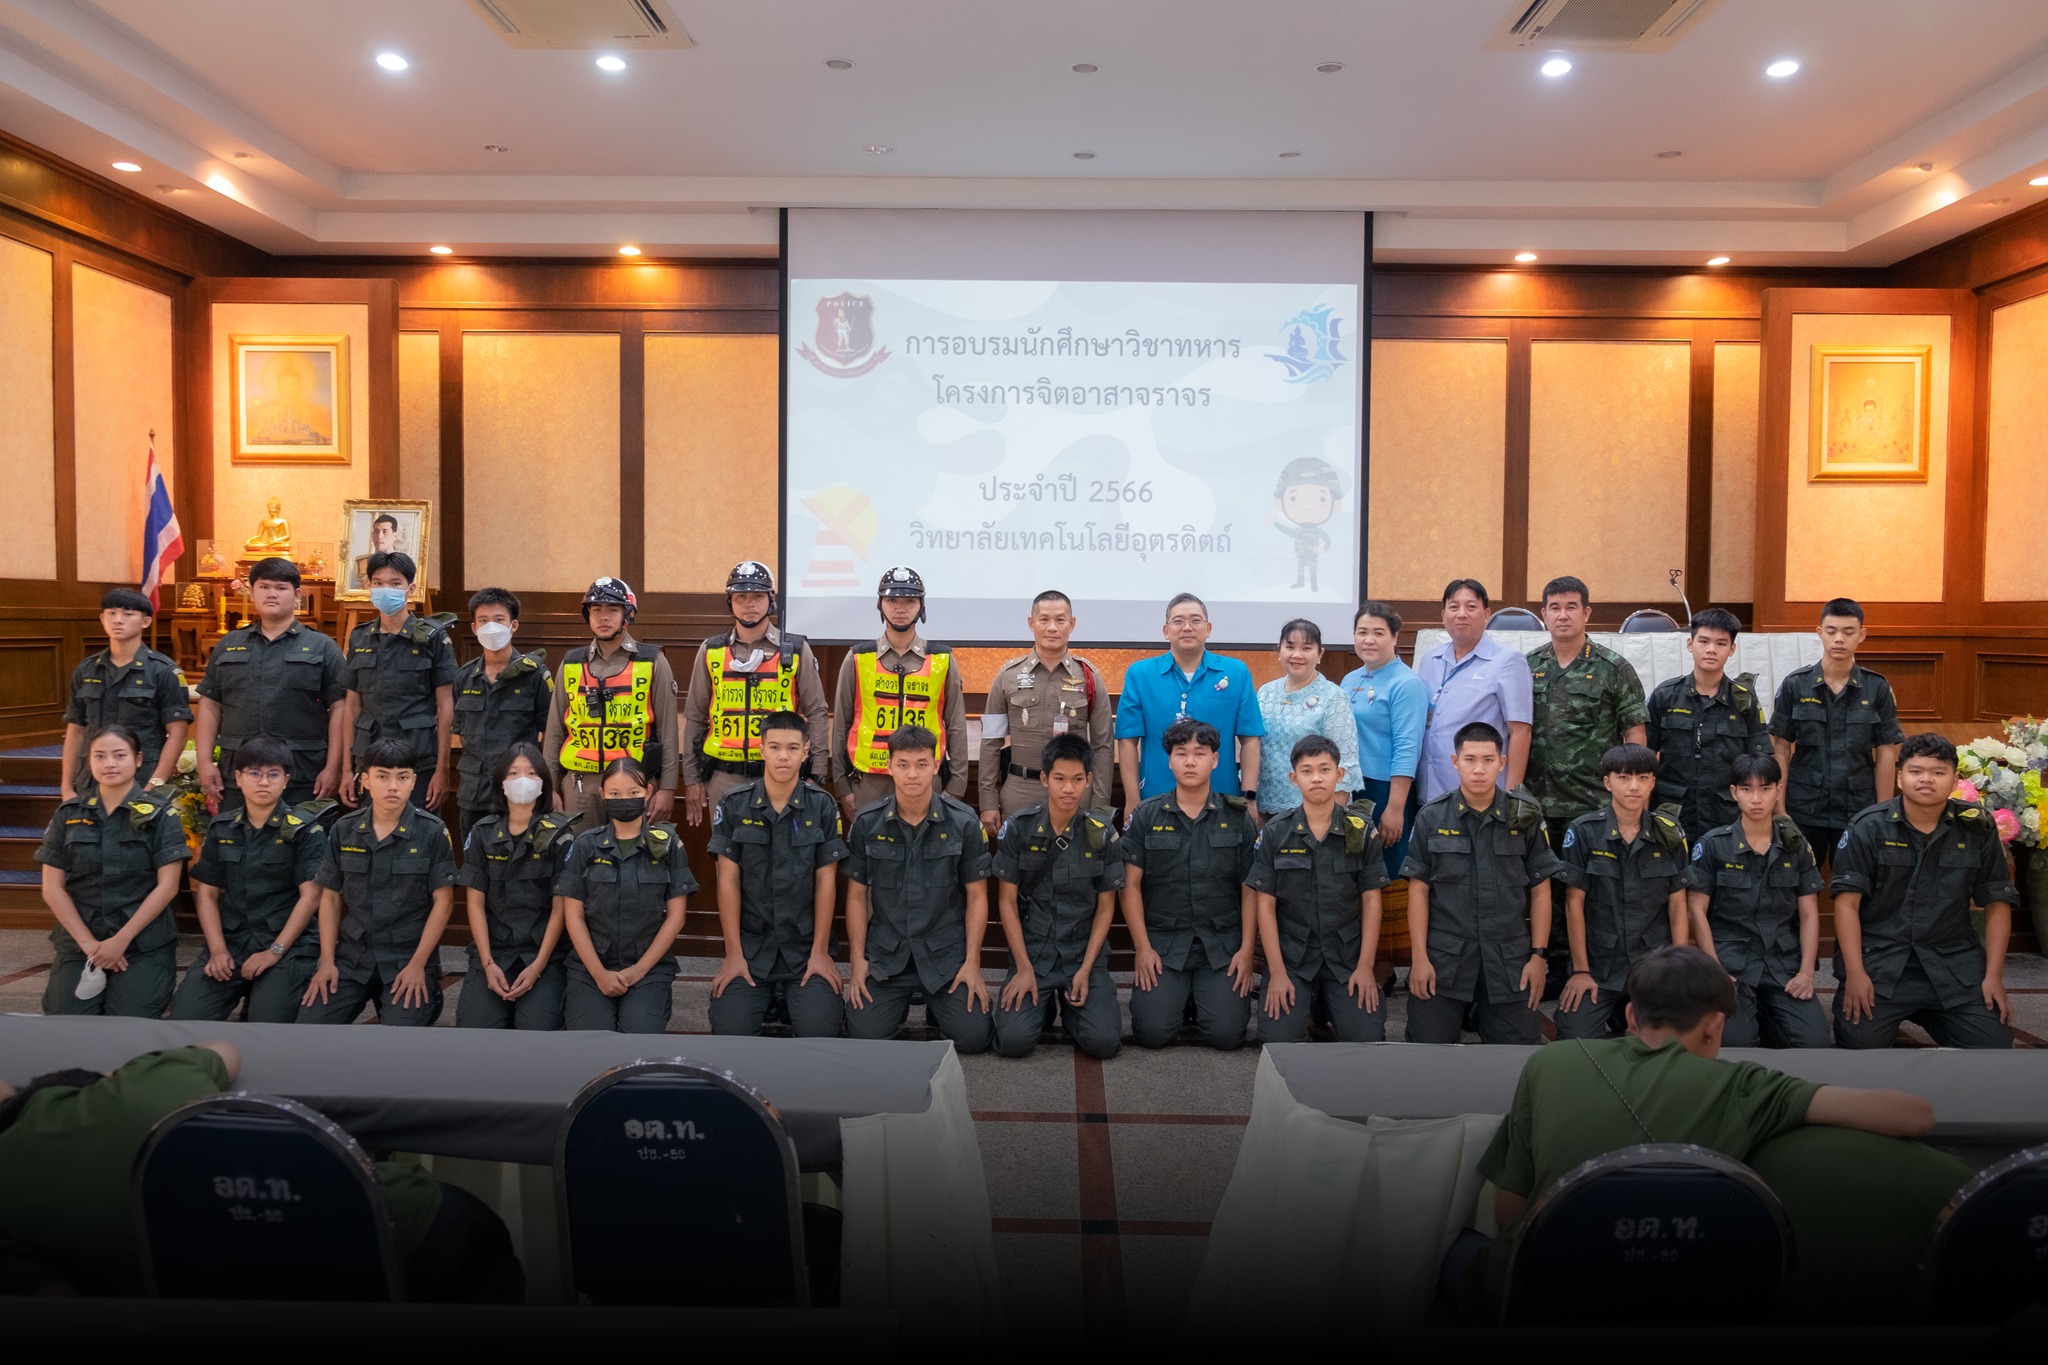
[1526,639,1648,823]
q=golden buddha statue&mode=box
[244,497,292,554]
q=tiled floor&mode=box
[3,928,2044,1334]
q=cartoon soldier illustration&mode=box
[1270,456,1343,592]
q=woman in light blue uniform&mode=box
[1341,602,1428,877]
[1255,619,1359,816]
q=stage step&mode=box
[0,784,60,827]
[0,825,43,874]
[0,746,62,785]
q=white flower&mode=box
[176,744,197,775]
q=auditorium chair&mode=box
[1619,609,1682,633]
[1501,1143,1791,1327]
[1486,607,1543,632]
[134,1093,404,1301]
[1916,1142,2048,1324]
[555,1059,815,1307]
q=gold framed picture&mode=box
[231,334,349,464]
[336,499,432,604]
[1808,344,1932,482]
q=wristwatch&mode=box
[266,940,290,957]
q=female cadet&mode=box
[36,723,188,1016]
[455,743,581,1030]
[559,757,697,1032]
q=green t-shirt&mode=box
[0,1046,440,1295]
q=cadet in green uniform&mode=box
[1402,722,1559,1045]
[843,724,995,1051]
[1769,597,1904,863]
[1684,752,1827,1048]
[169,737,328,1023]
[35,724,186,1017]
[1643,608,1768,840]
[193,557,348,808]
[1461,945,1938,1321]
[340,551,456,811]
[978,590,1114,832]
[991,733,1124,1058]
[1248,734,1389,1042]
[300,738,459,1026]
[1553,743,1690,1040]
[1831,732,2018,1050]
[60,587,190,800]
[452,587,552,842]
[559,758,696,1033]
[1120,718,1259,1050]
[706,711,848,1038]
[456,743,578,1030]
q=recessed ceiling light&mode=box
[1983,198,2012,207]
[156,184,180,194]
[1541,58,1572,77]
[1071,63,1098,73]
[2031,175,2048,186]
[484,143,510,153]
[1072,151,1096,160]
[111,161,141,173]
[429,245,453,255]
[595,55,626,72]
[1315,62,1344,73]
[375,52,408,72]
[618,245,642,256]
[205,174,234,195]
[1914,162,1936,172]
[1514,252,1538,263]
[1766,59,1800,78]
[1656,150,1682,158]
[1279,151,1301,158]
[864,144,890,154]
[824,58,854,70]
[231,152,253,160]
[1706,256,1730,266]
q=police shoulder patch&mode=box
[1562,826,1576,849]
[1838,829,1852,849]
[1691,840,1705,861]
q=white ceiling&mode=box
[3,0,2048,264]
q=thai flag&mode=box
[140,439,183,611]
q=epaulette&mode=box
[1349,794,1379,825]
[1342,809,1369,856]
[531,810,582,853]
[1771,815,1807,856]
[1220,793,1249,811]
[1947,796,1991,825]
[644,823,676,862]
[123,791,172,831]
[1083,809,1113,852]
[1732,671,1758,702]
[405,613,455,645]
[1503,785,1546,836]
[1649,802,1688,854]
[279,799,338,839]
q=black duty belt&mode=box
[706,757,764,777]
[1005,762,1044,780]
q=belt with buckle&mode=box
[1005,762,1043,780]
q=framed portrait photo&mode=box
[337,499,432,603]
[231,334,350,464]
[1808,344,1932,483]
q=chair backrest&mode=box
[134,1092,402,1301]
[555,1059,808,1307]
[1917,1142,2048,1324]
[1620,609,1682,633]
[1502,1143,1791,1327]
[1486,607,1543,632]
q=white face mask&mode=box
[503,773,544,805]
[475,621,513,651]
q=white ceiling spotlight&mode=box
[1706,256,1730,266]
[1541,57,1572,77]
[1514,251,1538,263]
[863,144,890,155]
[375,52,409,72]
[1766,58,1800,78]
[111,160,140,172]
[618,245,641,256]
[429,245,453,255]
[2030,175,2048,186]
[595,55,627,72]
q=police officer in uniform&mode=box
[341,552,457,810]
[831,566,969,820]
[682,561,831,825]
[35,723,187,1017]
[991,733,1125,1059]
[170,736,330,1024]
[978,589,1113,836]
[193,557,348,808]
[1401,722,1561,1044]
[542,577,681,825]
[1553,744,1690,1040]
[1643,608,1768,840]
[1121,718,1259,1050]
[451,587,552,842]
[1830,733,2019,1050]
[61,587,190,800]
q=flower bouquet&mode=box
[1956,718,2048,950]
[155,741,210,857]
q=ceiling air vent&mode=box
[1485,0,1721,53]
[467,0,692,49]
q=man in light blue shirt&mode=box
[1342,601,1427,877]
[1115,594,1264,812]
[1414,579,1534,807]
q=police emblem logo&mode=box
[1691,840,1705,861]
[710,804,722,827]
[1562,827,1576,849]
[800,292,890,378]
[1838,830,1852,848]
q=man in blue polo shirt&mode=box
[1116,593,1264,818]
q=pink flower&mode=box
[1992,808,2020,844]
[1954,779,1982,803]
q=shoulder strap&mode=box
[123,791,171,831]
[644,823,676,862]
[852,641,877,656]
[280,799,338,839]
[1342,810,1369,856]
[1577,1042,1657,1143]
[1084,810,1112,853]
[1649,803,1688,854]
[1503,785,1546,836]
[1078,658,1100,710]
[1220,793,1249,812]
[1771,815,1807,856]
[531,810,583,853]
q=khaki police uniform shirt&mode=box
[829,632,970,799]
[540,634,681,793]
[978,651,1114,813]
[681,624,832,784]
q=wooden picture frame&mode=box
[1807,343,1932,482]
[336,498,432,603]
[230,334,350,464]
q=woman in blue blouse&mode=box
[1341,602,1428,877]
[1255,619,1360,817]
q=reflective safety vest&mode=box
[702,636,804,763]
[847,644,951,775]
[559,659,655,774]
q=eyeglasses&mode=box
[240,768,288,782]
[1166,615,1207,628]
